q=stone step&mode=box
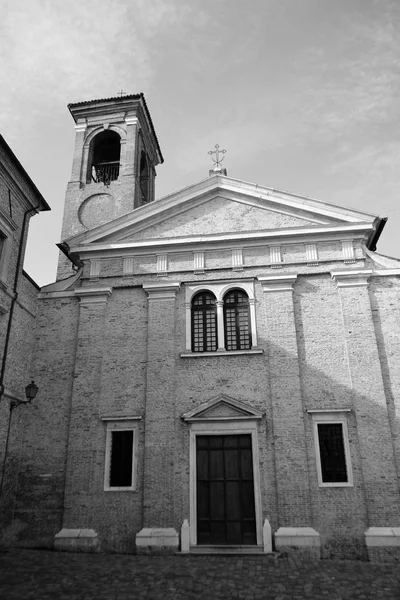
[184,545,273,555]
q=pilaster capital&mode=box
[125,116,139,127]
[258,273,297,293]
[74,122,87,133]
[143,281,180,301]
[75,287,112,305]
[331,269,372,288]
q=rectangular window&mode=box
[312,415,353,487]
[104,422,137,491]
[317,423,347,483]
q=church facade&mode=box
[3,94,400,561]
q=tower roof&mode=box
[67,93,163,164]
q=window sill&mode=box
[104,487,137,492]
[318,482,353,488]
[180,349,264,358]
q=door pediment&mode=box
[181,394,264,422]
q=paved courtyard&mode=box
[0,549,399,599]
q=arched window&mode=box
[87,130,121,184]
[139,150,150,204]
[223,289,251,351]
[192,292,217,352]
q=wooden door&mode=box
[196,434,257,545]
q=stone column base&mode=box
[136,528,179,554]
[54,529,99,553]
[275,527,321,560]
[365,527,400,562]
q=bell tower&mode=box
[57,93,163,279]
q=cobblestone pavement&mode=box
[0,549,399,600]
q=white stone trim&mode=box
[311,412,353,488]
[103,420,139,492]
[143,281,180,301]
[193,251,204,272]
[75,287,112,304]
[125,116,139,127]
[270,245,282,267]
[156,254,168,275]
[188,420,263,547]
[258,273,297,293]
[123,256,134,277]
[365,527,400,547]
[74,123,87,133]
[100,415,142,421]
[181,349,263,358]
[89,258,101,279]
[305,243,318,265]
[275,527,321,548]
[342,240,356,263]
[232,248,243,270]
[331,269,372,288]
[184,279,257,352]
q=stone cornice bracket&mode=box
[75,287,112,305]
[143,281,180,301]
[258,273,297,293]
[331,269,372,288]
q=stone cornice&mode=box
[258,273,298,292]
[69,223,371,260]
[331,269,373,288]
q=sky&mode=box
[1,0,400,286]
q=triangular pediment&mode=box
[181,394,264,422]
[66,175,381,250]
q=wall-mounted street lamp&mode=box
[0,381,39,498]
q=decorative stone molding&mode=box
[193,251,204,273]
[156,254,167,275]
[123,256,134,277]
[74,122,87,133]
[125,116,139,127]
[258,273,297,293]
[331,269,372,288]
[305,243,318,265]
[181,394,264,422]
[75,287,112,305]
[342,240,356,263]
[232,248,243,270]
[143,281,180,301]
[270,245,282,268]
[89,258,101,279]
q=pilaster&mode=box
[258,273,312,526]
[331,269,400,524]
[141,282,180,534]
[58,287,112,540]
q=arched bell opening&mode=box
[87,130,121,185]
[139,150,150,204]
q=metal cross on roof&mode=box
[117,90,126,97]
[208,144,227,167]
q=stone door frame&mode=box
[189,420,263,547]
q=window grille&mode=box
[317,423,347,483]
[223,290,251,351]
[192,292,217,352]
